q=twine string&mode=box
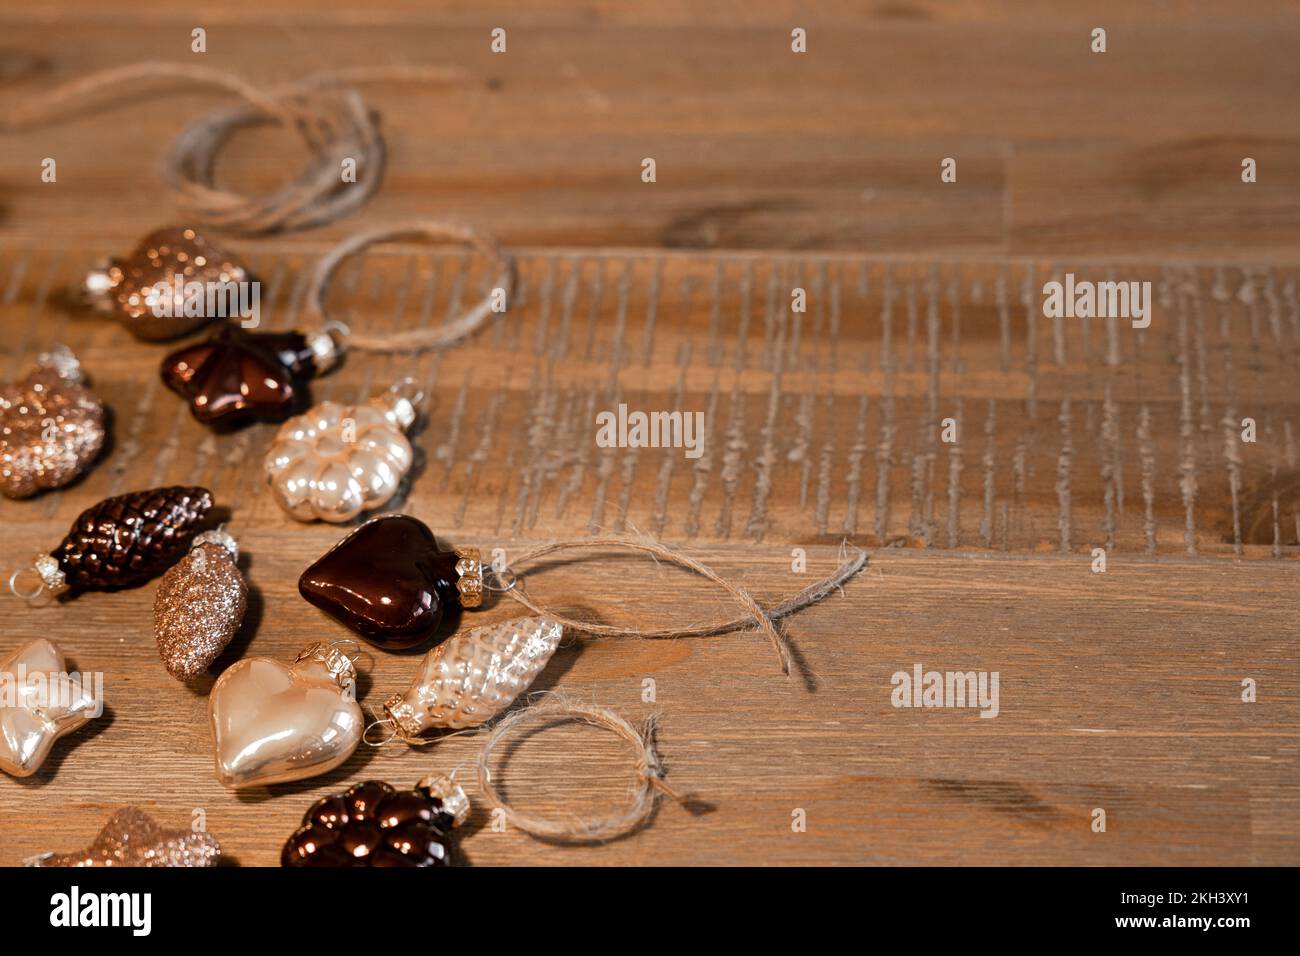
[305,221,515,353]
[500,535,869,677]
[1,60,467,235]
[475,695,679,844]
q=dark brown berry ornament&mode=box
[162,325,339,429]
[281,775,468,867]
[84,227,250,341]
[299,515,483,651]
[10,486,213,601]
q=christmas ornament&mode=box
[281,775,468,867]
[0,345,105,499]
[160,221,512,430]
[161,325,337,428]
[9,486,213,601]
[264,380,420,523]
[300,515,482,651]
[25,807,221,867]
[383,617,563,738]
[0,638,102,778]
[209,641,363,789]
[84,227,249,341]
[154,529,247,681]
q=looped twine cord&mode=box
[305,221,516,353]
[499,535,868,677]
[1,60,466,235]
[476,694,681,844]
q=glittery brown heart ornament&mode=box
[84,227,250,341]
[0,345,105,499]
[154,530,248,681]
[26,807,221,867]
[0,638,102,777]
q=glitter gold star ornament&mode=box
[154,530,248,681]
[0,638,102,777]
[26,807,221,867]
[0,345,105,499]
[84,227,249,341]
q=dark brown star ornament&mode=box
[161,324,339,428]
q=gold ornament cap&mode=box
[454,547,483,608]
[295,641,357,688]
[383,693,424,741]
[35,345,85,383]
[9,553,68,601]
[417,774,470,828]
[306,328,343,375]
[192,528,239,560]
[374,378,423,431]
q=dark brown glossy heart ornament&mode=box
[161,325,336,429]
[299,515,483,651]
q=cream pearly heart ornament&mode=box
[208,642,362,789]
[0,638,102,777]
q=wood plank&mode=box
[1,545,1295,865]
[0,13,1297,256]
[1,3,1298,868]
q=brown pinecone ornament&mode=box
[84,227,249,341]
[0,345,105,499]
[154,530,247,681]
[12,486,213,600]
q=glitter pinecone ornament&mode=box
[10,486,213,601]
[84,227,249,341]
[0,345,106,499]
[281,776,469,867]
[154,530,247,680]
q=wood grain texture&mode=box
[0,2,1298,866]
[0,3,1298,257]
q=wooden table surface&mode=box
[0,1,1297,866]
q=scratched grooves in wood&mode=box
[1,247,1298,558]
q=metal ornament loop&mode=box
[8,568,46,603]
[363,717,399,747]
[483,567,518,593]
[328,638,362,666]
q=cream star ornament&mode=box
[0,638,101,777]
